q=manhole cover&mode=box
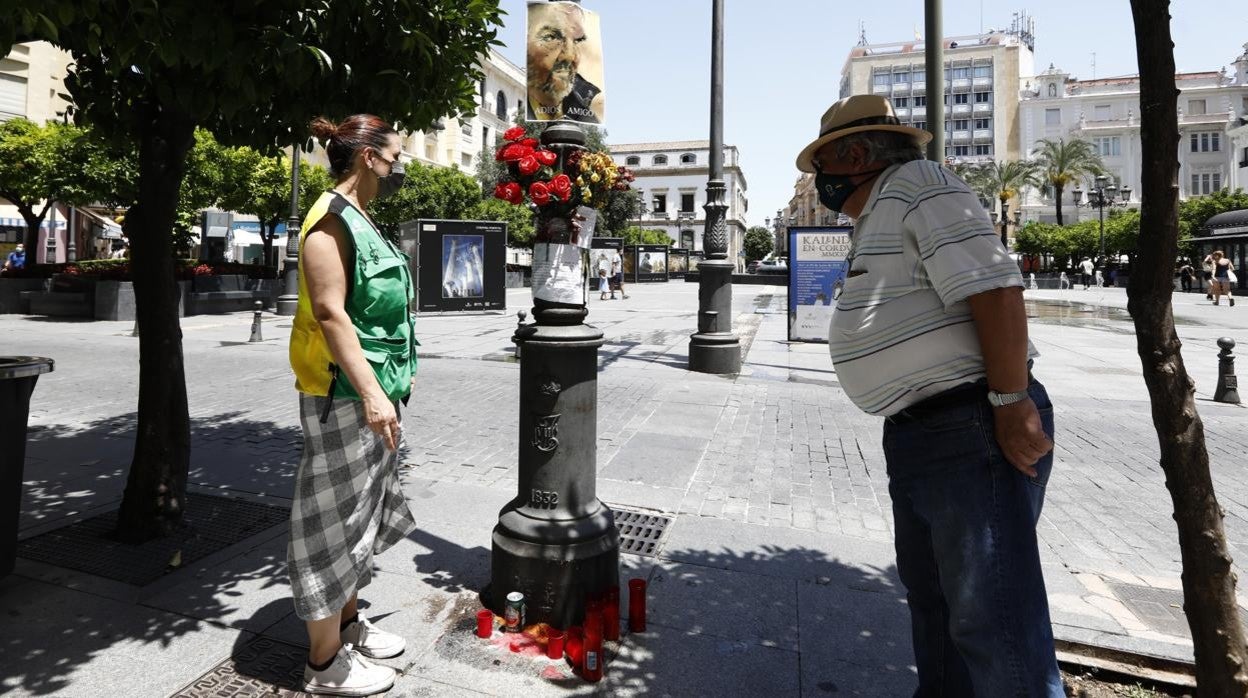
[18,493,289,587]
[614,509,671,558]
[172,636,322,697]
[1107,583,1190,637]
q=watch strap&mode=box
[987,389,1030,407]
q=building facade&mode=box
[840,15,1036,165]
[1018,44,1248,222]
[609,140,749,271]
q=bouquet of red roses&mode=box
[492,125,634,219]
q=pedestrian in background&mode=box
[596,251,610,300]
[287,114,418,696]
[3,243,25,271]
[1203,255,1215,300]
[1209,250,1237,306]
[1178,261,1194,293]
[1079,256,1094,290]
[609,247,629,299]
[797,94,1062,697]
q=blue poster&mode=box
[788,226,852,342]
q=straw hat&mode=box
[795,95,932,173]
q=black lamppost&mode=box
[689,0,742,374]
[1073,174,1132,264]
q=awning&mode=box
[75,207,126,239]
[0,216,66,230]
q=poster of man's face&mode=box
[526,1,606,125]
[441,235,485,299]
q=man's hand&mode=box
[992,398,1053,478]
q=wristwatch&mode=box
[986,389,1030,407]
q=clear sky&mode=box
[494,1,1248,227]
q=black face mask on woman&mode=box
[375,159,406,200]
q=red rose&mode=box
[534,149,558,166]
[529,181,552,206]
[550,173,573,199]
[503,182,523,205]
[504,126,526,142]
[494,183,511,200]
[518,155,540,176]
[520,138,539,149]
[499,142,534,162]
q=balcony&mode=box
[892,81,910,94]
[894,107,910,119]
[973,77,993,89]
[911,106,926,118]
[973,102,993,114]
[912,81,926,95]
[951,130,972,142]
[951,78,972,92]
[872,82,891,94]
[973,129,993,142]
[951,103,972,115]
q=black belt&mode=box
[885,372,1036,425]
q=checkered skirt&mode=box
[287,394,417,621]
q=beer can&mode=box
[504,591,525,632]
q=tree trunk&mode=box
[262,218,278,269]
[10,202,49,261]
[1053,183,1065,226]
[115,99,196,543]
[1128,2,1248,693]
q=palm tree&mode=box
[1032,138,1104,226]
[970,160,1041,246]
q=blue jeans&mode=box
[883,381,1062,697]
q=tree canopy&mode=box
[369,162,482,240]
[1031,138,1105,226]
[467,197,535,249]
[619,227,672,246]
[743,225,774,262]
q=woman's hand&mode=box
[362,393,400,451]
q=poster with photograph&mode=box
[407,219,507,313]
[787,226,852,342]
[526,1,606,125]
[667,249,690,280]
[632,245,669,283]
[531,243,586,304]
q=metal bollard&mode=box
[514,310,527,359]
[1028,272,1037,290]
[1059,272,1069,290]
[1214,337,1241,404]
[249,301,264,343]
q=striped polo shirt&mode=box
[828,158,1036,416]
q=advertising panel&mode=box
[788,226,852,342]
[631,245,669,283]
[667,249,690,279]
[406,219,507,313]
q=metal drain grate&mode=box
[172,636,314,697]
[18,493,289,587]
[614,509,672,558]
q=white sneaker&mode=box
[303,643,396,696]
[341,614,406,659]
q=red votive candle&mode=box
[476,609,494,639]
[583,611,604,682]
[566,625,584,668]
[603,594,620,641]
[546,628,566,660]
[628,578,647,633]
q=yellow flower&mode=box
[576,176,585,186]
[591,173,601,183]
[583,190,593,201]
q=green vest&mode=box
[292,192,417,402]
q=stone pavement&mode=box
[0,280,1245,696]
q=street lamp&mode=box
[1073,174,1132,264]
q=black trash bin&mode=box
[0,356,54,578]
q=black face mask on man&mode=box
[815,167,886,213]
[374,156,406,200]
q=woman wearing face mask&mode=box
[287,114,417,696]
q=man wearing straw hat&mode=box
[796,95,1061,696]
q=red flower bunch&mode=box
[491,124,634,215]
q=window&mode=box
[951,67,970,79]
[652,193,667,213]
[893,97,909,108]
[1094,104,1112,121]
[974,144,993,156]
[974,91,991,103]
[625,155,640,166]
[953,145,969,156]
[914,95,927,106]
[482,126,490,148]
[461,122,473,137]
[1191,132,1221,152]
[1092,136,1121,157]
[517,99,523,118]
[913,121,927,130]
[680,153,696,164]
[893,71,910,84]
[973,65,992,78]
[1190,171,1224,195]
[1045,108,1061,126]
[496,90,507,120]
[653,154,668,165]
[1188,99,1207,115]
[873,73,891,87]
[953,119,969,130]
[953,93,969,104]
[681,193,695,212]
[974,118,991,130]
[480,79,487,101]
[461,153,473,168]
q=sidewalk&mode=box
[1,281,1244,696]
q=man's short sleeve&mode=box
[904,175,1024,308]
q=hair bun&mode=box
[309,117,338,142]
